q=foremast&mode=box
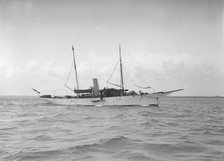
[72,45,80,97]
[119,45,124,94]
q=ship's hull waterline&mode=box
[41,95,159,106]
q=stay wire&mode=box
[64,62,74,92]
[123,60,153,90]
[107,59,120,83]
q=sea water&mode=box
[0,96,224,161]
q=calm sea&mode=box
[0,96,224,161]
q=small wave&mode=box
[140,121,152,126]
[37,116,57,123]
[66,143,100,154]
[83,116,95,120]
[144,142,207,154]
[165,122,179,127]
[15,149,63,161]
[204,140,224,146]
[115,150,153,161]
[112,114,124,118]
[138,111,152,117]
[66,136,130,154]
[127,153,153,161]
[0,127,16,131]
[150,119,159,123]
[0,131,14,137]
[17,113,34,117]
[101,136,129,145]
[31,134,54,141]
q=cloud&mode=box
[0,60,67,79]
[1,0,35,22]
[0,50,223,96]
[153,60,223,95]
[0,60,69,95]
[0,63,14,79]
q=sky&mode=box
[0,0,224,96]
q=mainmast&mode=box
[72,45,79,91]
[119,45,124,92]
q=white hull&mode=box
[41,95,159,106]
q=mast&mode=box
[119,45,124,92]
[72,45,79,92]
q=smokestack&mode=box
[92,78,99,96]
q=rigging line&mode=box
[134,84,151,89]
[64,62,74,92]
[107,82,122,88]
[137,76,150,87]
[106,59,120,83]
[123,65,152,88]
[122,65,136,83]
[122,60,155,91]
